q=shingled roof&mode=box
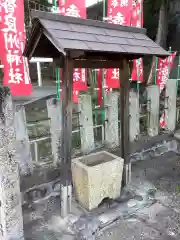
[24,10,169,59]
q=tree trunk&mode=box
[146,0,169,85]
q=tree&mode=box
[144,0,174,84]
[24,0,53,37]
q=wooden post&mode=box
[60,56,73,217]
[119,58,131,186]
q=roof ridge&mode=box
[31,10,146,34]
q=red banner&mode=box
[158,52,176,128]
[108,0,133,25]
[131,0,144,82]
[156,52,176,92]
[59,0,87,103]
[59,0,86,18]
[105,0,132,90]
[0,0,32,96]
[106,68,120,89]
[131,0,143,27]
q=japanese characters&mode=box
[0,0,32,95]
[156,52,176,92]
[131,0,144,81]
[157,52,176,128]
[105,0,133,90]
[107,0,132,25]
[58,0,87,103]
[65,4,80,17]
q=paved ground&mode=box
[23,149,180,239]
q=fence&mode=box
[14,77,178,174]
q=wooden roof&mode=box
[24,10,169,61]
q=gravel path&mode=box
[23,151,180,240]
[97,152,180,240]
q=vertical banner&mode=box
[105,0,132,89]
[131,0,144,82]
[158,52,176,128]
[156,52,176,92]
[0,0,32,96]
[59,0,87,103]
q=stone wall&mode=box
[15,80,179,173]
[11,79,179,195]
[0,87,24,240]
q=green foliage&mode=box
[144,0,160,40]
[144,0,177,41]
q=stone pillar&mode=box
[165,79,177,131]
[129,89,140,142]
[146,85,160,137]
[104,92,119,148]
[78,94,95,154]
[47,98,62,165]
[0,87,24,240]
[14,106,33,175]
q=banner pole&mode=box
[94,69,98,136]
[168,47,172,75]
[154,57,158,85]
[54,0,60,100]
[177,55,180,96]
[136,1,143,90]
[102,0,106,122]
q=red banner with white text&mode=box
[59,0,87,103]
[0,0,32,96]
[156,52,176,92]
[158,52,177,128]
[131,0,144,82]
[105,0,133,90]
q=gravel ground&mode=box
[23,151,180,240]
[97,152,180,240]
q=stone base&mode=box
[72,151,124,211]
[174,130,180,140]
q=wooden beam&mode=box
[119,58,131,186]
[69,50,85,58]
[53,57,64,68]
[28,30,42,60]
[54,58,125,68]
[83,52,142,61]
[60,56,73,217]
[54,56,141,69]
[73,59,124,68]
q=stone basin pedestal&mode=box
[72,151,124,211]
